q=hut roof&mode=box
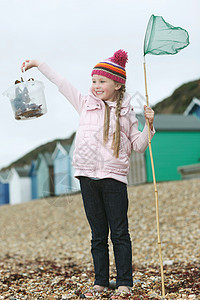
[137,114,200,131]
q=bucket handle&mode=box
[21,65,26,82]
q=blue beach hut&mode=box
[35,152,54,198]
[184,98,200,119]
[29,160,38,199]
[0,171,10,205]
[52,143,72,195]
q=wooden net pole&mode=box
[143,56,165,297]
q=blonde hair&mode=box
[103,85,126,158]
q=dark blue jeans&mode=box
[79,176,133,288]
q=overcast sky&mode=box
[0,0,199,169]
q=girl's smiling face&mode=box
[91,75,121,102]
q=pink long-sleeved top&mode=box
[38,63,155,184]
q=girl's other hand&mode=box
[144,105,154,130]
[21,59,41,72]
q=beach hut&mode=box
[127,120,147,186]
[52,142,73,195]
[127,152,146,185]
[9,166,31,205]
[137,114,200,182]
[184,98,200,119]
[35,152,54,198]
[0,171,10,205]
[29,160,38,199]
[178,163,200,179]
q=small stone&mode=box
[109,280,116,289]
[75,289,81,296]
[149,292,159,298]
[163,260,174,266]
[133,279,141,284]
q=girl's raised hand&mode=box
[144,105,154,130]
[21,59,41,72]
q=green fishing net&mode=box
[144,15,189,56]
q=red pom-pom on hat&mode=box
[109,49,128,68]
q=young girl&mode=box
[21,50,155,298]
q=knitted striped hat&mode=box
[91,50,128,84]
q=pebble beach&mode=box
[0,178,199,299]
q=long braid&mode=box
[103,102,110,144]
[112,85,126,158]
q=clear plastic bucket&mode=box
[3,80,47,120]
